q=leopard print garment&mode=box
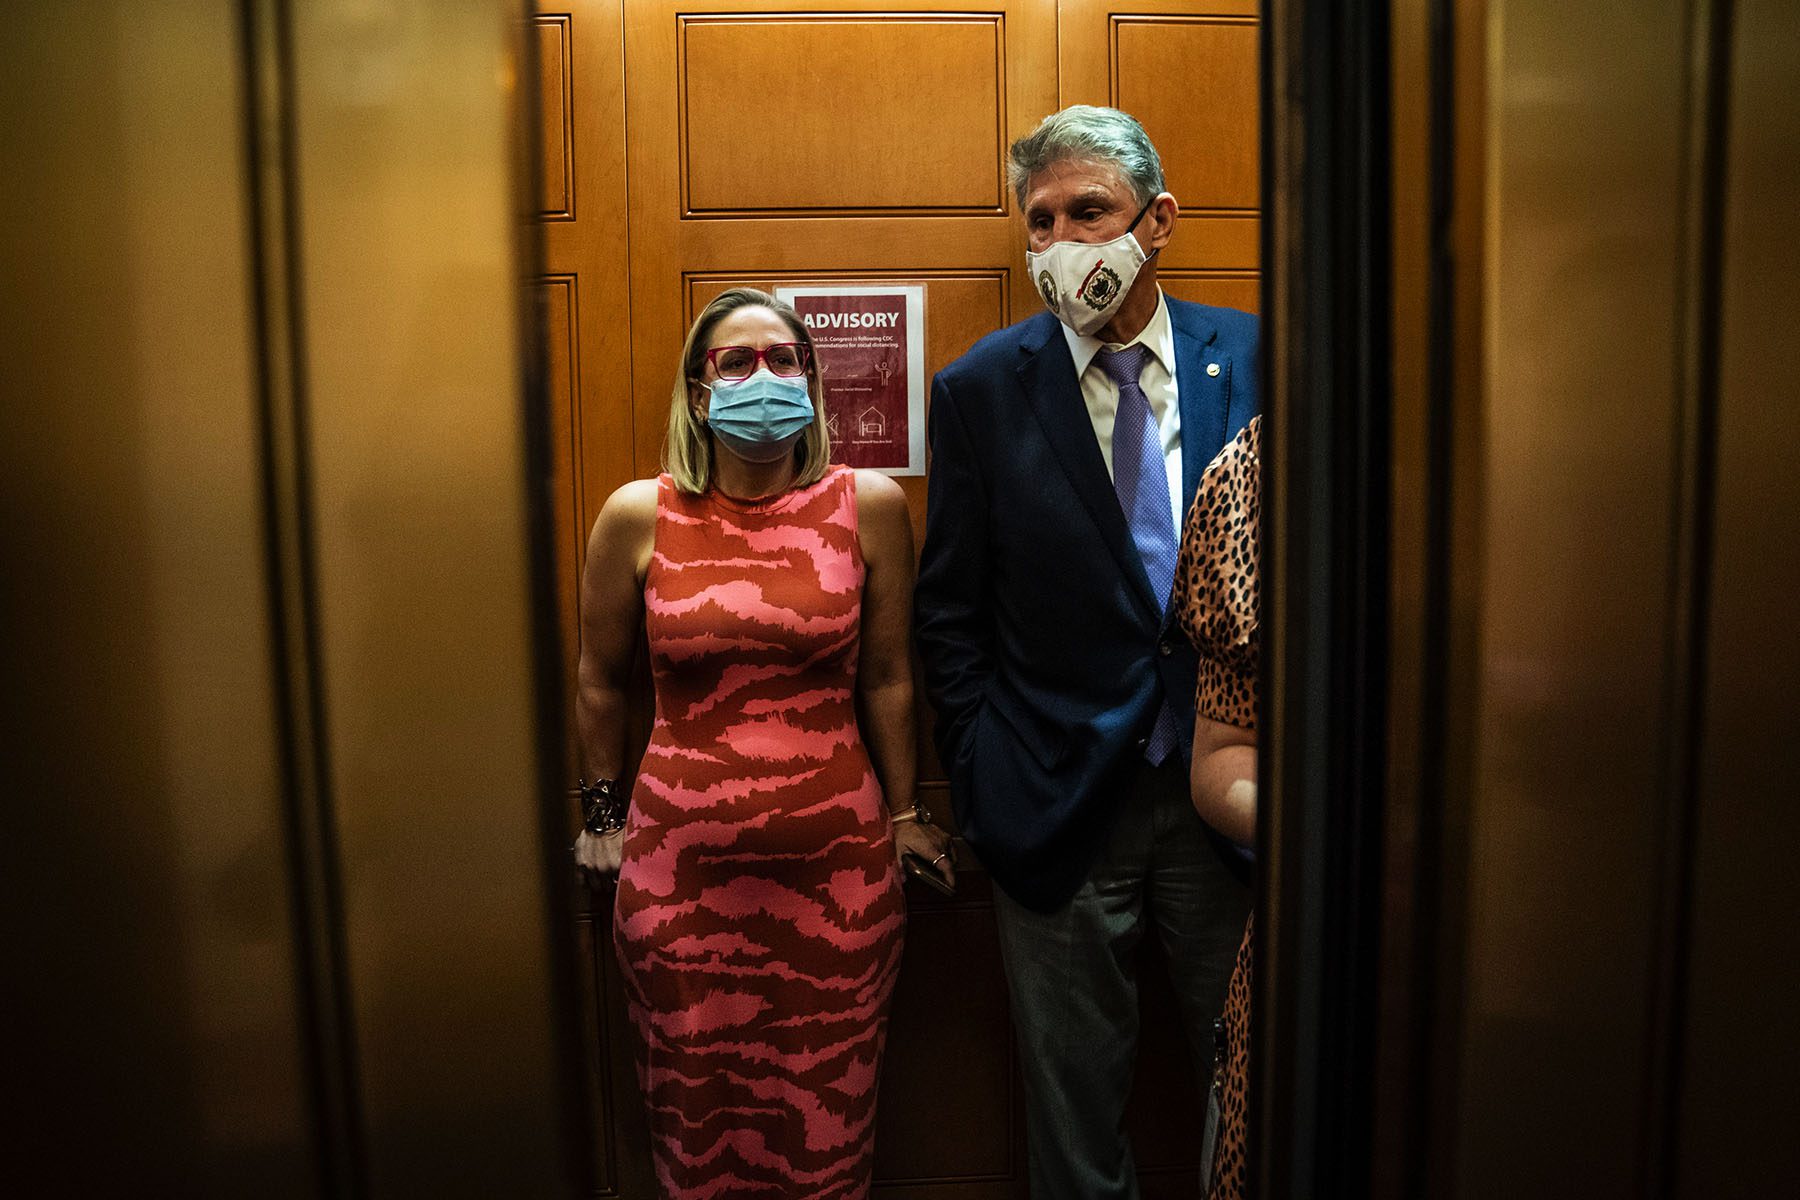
[1209,915,1254,1200]
[1173,416,1261,732]
[1172,415,1260,1200]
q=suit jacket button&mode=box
[1134,736,1149,749]
[1158,640,1174,656]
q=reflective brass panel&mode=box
[1680,0,1800,1189]
[1456,1,1688,1192]
[3,2,313,1193]
[286,2,570,1193]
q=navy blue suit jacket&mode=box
[914,299,1260,911]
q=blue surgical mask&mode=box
[704,369,815,462]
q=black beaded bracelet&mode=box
[579,776,628,835]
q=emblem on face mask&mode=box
[1078,262,1123,312]
[1037,271,1060,311]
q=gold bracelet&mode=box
[888,802,927,825]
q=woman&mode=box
[572,287,954,1199]
[1172,414,1261,1200]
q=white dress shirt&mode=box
[1060,287,1183,536]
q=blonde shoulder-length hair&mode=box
[663,287,832,495]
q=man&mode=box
[915,106,1258,1199]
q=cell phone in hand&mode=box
[901,851,956,896]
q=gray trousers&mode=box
[993,757,1251,1200]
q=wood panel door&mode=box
[623,0,1059,537]
[1060,0,1262,316]
[536,4,1259,1194]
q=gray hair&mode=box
[1007,105,1165,208]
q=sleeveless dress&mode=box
[614,465,906,1200]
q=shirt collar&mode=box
[1061,287,1174,379]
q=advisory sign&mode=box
[776,284,926,475]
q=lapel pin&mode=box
[1206,362,1221,377]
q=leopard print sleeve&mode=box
[1172,415,1261,732]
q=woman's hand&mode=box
[892,816,956,890]
[574,828,626,886]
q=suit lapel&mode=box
[1015,318,1160,617]
[1171,300,1225,506]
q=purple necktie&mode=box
[1097,343,1182,765]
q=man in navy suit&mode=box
[915,106,1258,1199]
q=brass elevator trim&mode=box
[1408,1,1484,1195]
[238,0,369,1192]
[1642,1,1735,1194]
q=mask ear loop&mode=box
[689,376,712,427]
[1125,194,1161,262]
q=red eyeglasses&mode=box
[704,343,811,381]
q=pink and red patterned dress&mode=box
[614,465,905,1199]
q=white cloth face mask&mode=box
[1025,196,1156,337]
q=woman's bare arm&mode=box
[573,478,657,879]
[1191,712,1257,847]
[854,470,953,882]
